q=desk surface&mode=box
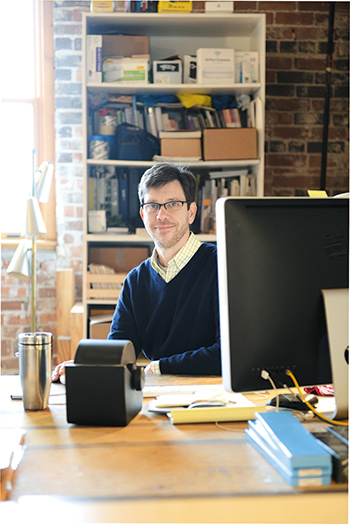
[0,375,347,524]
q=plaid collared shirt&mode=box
[151,232,202,283]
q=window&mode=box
[0,0,55,241]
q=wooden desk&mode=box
[0,375,347,524]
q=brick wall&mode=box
[234,1,349,196]
[1,1,349,373]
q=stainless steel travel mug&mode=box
[18,332,53,410]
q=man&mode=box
[52,163,220,381]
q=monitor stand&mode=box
[321,288,349,420]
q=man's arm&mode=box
[157,337,221,375]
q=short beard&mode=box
[151,222,190,250]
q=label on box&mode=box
[205,2,234,12]
[88,210,107,233]
[197,48,235,85]
[153,61,182,84]
[102,58,149,83]
[87,35,102,82]
[183,55,197,83]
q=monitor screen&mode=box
[216,197,349,395]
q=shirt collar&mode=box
[151,232,202,283]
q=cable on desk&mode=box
[286,369,348,427]
[261,370,279,410]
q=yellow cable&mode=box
[286,370,348,427]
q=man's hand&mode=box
[51,360,74,382]
[144,363,154,375]
[144,360,160,375]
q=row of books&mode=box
[88,166,256,234]
[88,166,144,231]
[198,169,256,234]
[90,95,258,139]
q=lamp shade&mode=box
[6,239,31,279]
[35,161,54,203]
[24,196,47,236]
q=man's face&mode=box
[140,180,197,251]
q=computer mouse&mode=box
[267,393,318,412]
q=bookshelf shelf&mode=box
[82,10,266,337]
[87,82,262,97]
[87,158,260,168]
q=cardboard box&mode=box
[153,60,182,84]
[86,34,150,83]
[158,1,192,12]
[161,138,202,158]
[203,128,257,160]
[102,34,150,58]
[89,314,113,339]
[103,57,149,83]
[197,48,235,85]
[235,52,259,83]
[89,246,149,272]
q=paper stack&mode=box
[245,411,332,487]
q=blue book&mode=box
[252,411,332,470]
[246,425,331,487]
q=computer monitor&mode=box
[216,197,349,419]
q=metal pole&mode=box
[31,235,37,333]
[320,2,335,190]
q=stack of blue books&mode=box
[245,411,332,486]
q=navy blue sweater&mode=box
[108,242,221,375]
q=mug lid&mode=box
[18,332,53,345]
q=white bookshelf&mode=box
[82,11,266,336]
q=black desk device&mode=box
[65,339,144,426]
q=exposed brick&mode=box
[234,2,258,12]
[267,56,293,69]
[296,85,326,98]
[298,3,329,12]
[294,27,328,40]
[298,41,316,54]
[280,42,298,54]
[260,2,297,11]
[266,84,295,97]
[288,141,305,153]
[295,58,326,70]
[55,68,72,81]
[267,153,308,167]
[276,12,314,25]
[277,71,314,83]
[55,37,73,50]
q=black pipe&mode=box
[320,2,335,190]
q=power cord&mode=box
[286,369,348,427]
[261,370,279,410]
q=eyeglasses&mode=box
[140,200,191,214]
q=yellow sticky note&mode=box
[307,190,328,198]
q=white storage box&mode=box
[153,60,182,84]
[102,57,149,84]
[197,48,235,85]
[205,2,234,12]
